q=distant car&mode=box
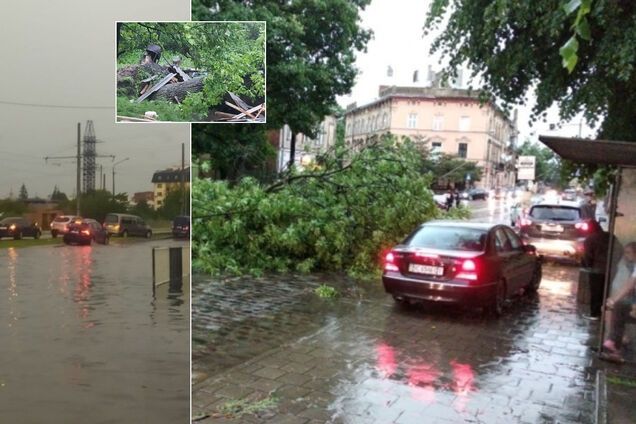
[103,213,152,238]
[518,200,593,262]
[50,215,81,238]
[172,215,190,238]
[561,188,577,201]
[465,188,488,200]
[382,221,542,316]
[63,219,109,246]
[0,217,41,240]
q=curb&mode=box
[595,369,608,424]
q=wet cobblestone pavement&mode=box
[193,263,599,423]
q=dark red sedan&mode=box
[382,221,541,316]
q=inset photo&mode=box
[116,21,265,123]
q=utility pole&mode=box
[181,142,186,215]
[76,123,81,215]
[112,157,130,199]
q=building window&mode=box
[458,143,468,158]
[407,113,417,129]
[459,116,470,132]
[431,142,442,153]
[432,115,444,131]
[157,183,163,188]
[382,112,388,128]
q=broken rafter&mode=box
[136,72,177,103]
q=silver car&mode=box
[50,215,81,238]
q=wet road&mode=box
[192,195,598,423]
[0,239,189,424]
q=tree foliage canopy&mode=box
[192,0,372,137]
[426,0,636,141]
[192,136,469,277]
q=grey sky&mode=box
[337,0,597,143]
[0,0,191,199]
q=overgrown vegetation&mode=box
[117,22,265,122]
[315,284,338,298]
[215,395,278,419]
[192,136,470,277]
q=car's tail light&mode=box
[575,222,590,232]
[384,251,399,272]
[456,259,478,281]
[81,229,91,236]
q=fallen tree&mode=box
[153,76,204,102]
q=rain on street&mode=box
[0,238,189,424]
[193,195,598,423]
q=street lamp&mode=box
[112,157,129,198]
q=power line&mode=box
[0,100,113,109]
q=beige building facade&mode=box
[151,167,190,210]
[276,115,338,171]
[344,86,517,189]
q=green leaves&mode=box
[559,36,579,73]
[192,136,445,276]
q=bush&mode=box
[192,137,467,276]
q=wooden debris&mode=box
[136,72,177,103]
[172,65,191,81]
[117,115,157,122]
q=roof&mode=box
[539,136,636,167]
[151,167,191,183]
[424,220,496,230]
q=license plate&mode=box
[541,224,563,232]
[409,264,444,276]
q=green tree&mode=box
[426,1,636,142]
[69,190,128,222]
[130,199,156,221]
[0,198,27,217]
[158,188,189,219]
[50,185,68,202]
[18,184,28,201]
[192,0,372,165]
[193,125,275,182]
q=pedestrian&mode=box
[602,241,636,361]
[446,189,454,210]
[582,220,610,319]
[454,189,461,208]
[581,189,597,219]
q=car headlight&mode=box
[9,224,16,230]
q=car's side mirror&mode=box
[523,244,537,254]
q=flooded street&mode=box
[193,196,598,423]
[0,239,189,423]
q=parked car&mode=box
[50,215,81,238]
[172,215,190,238]
[465,188,489,200]
[518,200,593,262]
[0,217,42,240]
[382,221,541,316]
[63,219,110,246]
[103,213,152,238]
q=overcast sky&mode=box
[0,0,191,199]
[337,0,597,143]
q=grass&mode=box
[315,284,338,298]
[215,395,278,418]
[607,375,636,388]
[0,238,61,249]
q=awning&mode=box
[539,136,636,167]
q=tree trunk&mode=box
[152,77,205,102]
[288,130,296,170]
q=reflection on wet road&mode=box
[0,239,189,423]
[193,195,597,423]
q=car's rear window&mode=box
[174,216,189,225]
[0,218,20,224]
[104,214,119,224]
[530,205,580,221]
[405,226,488,251]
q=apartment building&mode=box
[344,86,518,188]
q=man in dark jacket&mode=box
[583,220,610,318]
